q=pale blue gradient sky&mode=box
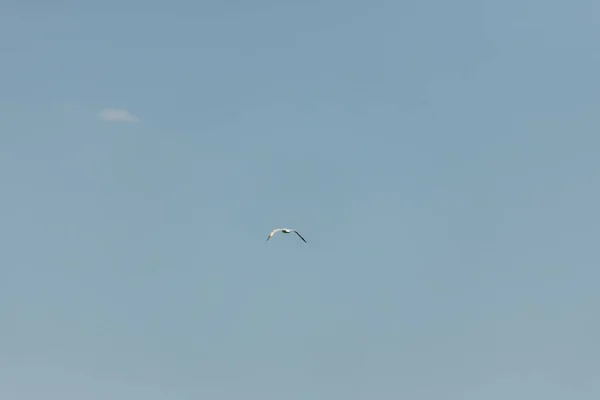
[1,1,599,399]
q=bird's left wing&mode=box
[266,228,281,241]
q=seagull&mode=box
[266,228,307,243]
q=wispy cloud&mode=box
[98,108,140,123]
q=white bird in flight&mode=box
[266,228,307,243]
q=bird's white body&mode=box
[266,228,307,243]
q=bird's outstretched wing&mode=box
[266,228,282,241]
[293,230,307,243]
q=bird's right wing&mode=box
[293,230,307,243]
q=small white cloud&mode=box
[98,108,140,123]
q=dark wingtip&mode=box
[294,231,307,243]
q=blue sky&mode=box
[1,1,599,399]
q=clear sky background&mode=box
[1,1,599,399]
